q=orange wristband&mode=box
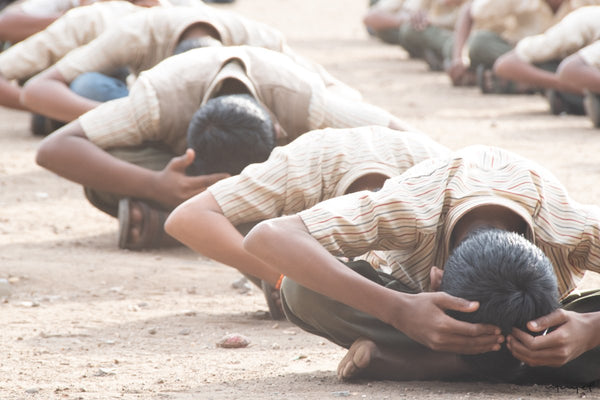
[275,274,285,290]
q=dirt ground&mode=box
[2,0,600,398]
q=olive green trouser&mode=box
[281,260,600,385]
[468,30,513,70]
[374,23,453,62]
[84,145,174,217]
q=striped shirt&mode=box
[208,126,450,226]
[54,5,287,81]
[0,1,144,80]
[471,0,600,44]
[580,40,600,69]
[515,6,600,64]
[299,145,600,298]
[79,47,399,154]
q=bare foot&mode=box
[337,338,377,380]
[337,337,473,381]
[127,202,144,245]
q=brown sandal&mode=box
[118,198,176,250]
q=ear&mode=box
[429,266,444,292]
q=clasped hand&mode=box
[507,309,598,367]
[393,292,504,354]
[153,149,229,208]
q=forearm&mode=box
[22,76,101,122]
[36,121,159,201]
[363,9,409,31]
[243,215,408,325]
[558,54,600,93]
[494,52,582,94]
[0,75,27,110]
[451,1,473,62]
[165,194,282,285]
[0,11,58,43]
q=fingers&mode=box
[507,331,566,367]
[168,149,195,172]
[436,292,479,313]
[527,309,566,334]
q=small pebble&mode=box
[25,387,39,394]
[148,327,157,335]
[216,333,250,348]
[179,328,191,336]
[332,391,350,397]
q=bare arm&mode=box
[21,67,100,122]
[0,74,27,110]
[0,9,58,43]
[446,1,473,84]
[244,215,503,354]
[36,121,228,208]
[164,192,282,285]
[558,53,600,94]
[494,50,582,94]
[363,8,410,32]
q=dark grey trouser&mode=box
[281,259,600,385]
[84,145,174,217]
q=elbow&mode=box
[243,220,277,256]
[493,52,517,80]
[35,136,56,169]
[556,54,583,85]
[164,205,187,241]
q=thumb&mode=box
[438,293,479,313]
[169,149,195,172]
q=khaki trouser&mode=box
[468,30,513,70]
[281,260,600,385]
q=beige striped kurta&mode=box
[0,1,145,81]
[299,145,600,298]
[208,126,450,226]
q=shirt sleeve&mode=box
[298,176,435,258]
[579,40,600,69]
[78,77,160,149]
[207,147,292,225]
[515,9,590,64]
[54,21,141,82]
[19,0,76,15]
[309,86,393,130]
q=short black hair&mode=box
[173,36,222,55]
[186,94,276,176]
[440,227,559,382]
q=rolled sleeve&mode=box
[579,40,600,69]
[311,87,392,130]
[79,78,160,149]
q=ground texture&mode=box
[1,0,600,399]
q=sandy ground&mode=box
[2,0,600,399]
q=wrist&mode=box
[377,289,413,331]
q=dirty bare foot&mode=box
[337,337,377,380]
[337,337,473,381]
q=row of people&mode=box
[364,0,600,127]
[2,0,599,388]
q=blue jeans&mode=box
[69,71,129,102]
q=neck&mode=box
[450,205,528,251]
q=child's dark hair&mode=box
[186,94,276,176]
[441,227,559,382]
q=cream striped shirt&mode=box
[580,40,600,69]
[299,145,600,298]
[79,47,399,153]
[515,6,600,64]
[208,126,449,226]
[0,1,144,80]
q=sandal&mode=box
[584,90,600,127]
[118,198,177,250]
[261,280,286,320]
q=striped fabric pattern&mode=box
[299,145,600,297]
[209,126,450,226]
